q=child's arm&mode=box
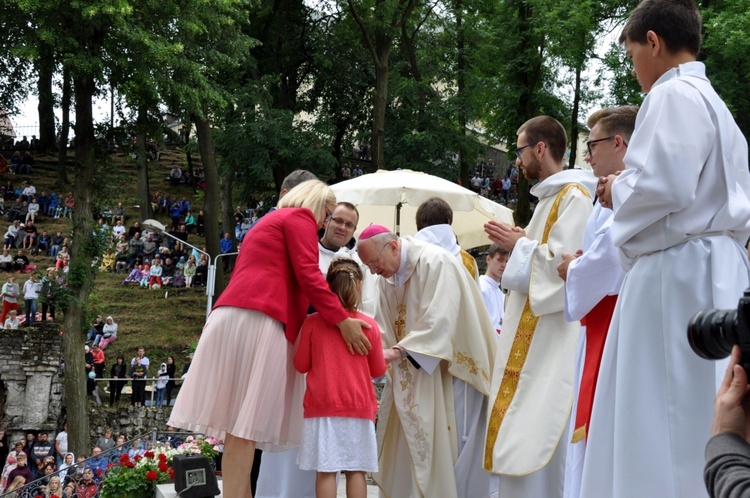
[293,318,314,374]
[366,320,387,378]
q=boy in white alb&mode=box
[479,244,508,334]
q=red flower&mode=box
[119,454,131,465]
[168,468,175,479]
[95,468,103,476]
[144,451,155,459]
[158,453,168,463]
[134,455,143,462]
[51,495,61,498]
[125,460,135,468]
[145,470,158,482]
[107,462,114,469]
[158,460,168,472]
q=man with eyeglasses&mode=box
[318,202,359,273]
[483,115,596,498]
[356,224,497,498]
[555,105,637,498]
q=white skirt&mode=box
[297,417,378,473]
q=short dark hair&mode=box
[517,116,568,164]
[280,170,317,193]
[487,243,510,259]
[619,0,702,55]
[336,202,359,222]
[587,106,639,142]
[416,197,453,231]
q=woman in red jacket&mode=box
[168,180,371,498]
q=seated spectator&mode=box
[20,182,35,202]
[3,221,19,249]
[128,232,143,266]
[72,467,98,496]
[21,221,37,250]
[48,194,60,218]
[158,194,170,215]
[18,152,33,175]
[161,258,174,286]
[94,430,116,453]
[36,230,50,255]
[63,193,75,218]
[36,191,49,216]
[122,264,143,285]
[9,152,21,175]
[4,310,18,330]
[148,259,162,288]
[179,196,190,216]
[112,202,125,225]
[12,249,28,272]
[5,200,22,223]
[99,316,118,349]
[86,315,104,343]
[172,264,185,288]
[114,246,129,273]
[39,473,62,497]
[183,256,196,288]
[0,249,11,272]
[142,234,157,262]
[112,220,125,240]
[138,263,151,288]
[55,246,70,271]
[0,154,7,175]
[127,221,141,238]
[184,211,196,232]
[50,231,64,257]
[25,198,39,223]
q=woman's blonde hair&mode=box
[326,258,363,311]
[277,180,336,225]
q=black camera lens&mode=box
[688,309,739,360]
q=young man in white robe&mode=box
[357,226,498,498]
[582,1,750,497]
[556,106,636,498]
[483,115,596,498]
[256,202,359,498]
[479,244,508,334]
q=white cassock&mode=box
[561,203,626,498]
[484,169,595,498]
[478,275,504,333]
[371,237,497,498]
[580,61,750,498]
[256,243,351,498]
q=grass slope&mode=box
[16,148,208,367]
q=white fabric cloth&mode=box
[297,417,378,472]
[561,202,625,498]
[413,224,461,256]
[317,242,351,274]
[372,237,498,498]
[22,279,39,299]
[479,275,504,332]
[486,169,595,498]
[580,62,750,498]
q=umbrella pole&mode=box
[395,202,402,236]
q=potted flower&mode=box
[100,450,174,498]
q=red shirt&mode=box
[214,208,349,343]
[294,311,386,421]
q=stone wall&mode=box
[0,323,64,435]
[89,405,174,441]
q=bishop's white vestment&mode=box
[484,169,595,498]
[371,237,497,498]
[580,62,750,498]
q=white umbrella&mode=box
[331,169,515,249]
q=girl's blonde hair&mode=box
[326,258,363,311]
[277,180,336,225]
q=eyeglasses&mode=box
[586,135,627,155]
[514,142,539,159]
[324,205,334,218]
[365,243,390,269]
[327,217,357,231]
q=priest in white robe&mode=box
[356,226,498,498]
[483,115,595,498]
[580,54,750,496]
[557,106,636,498]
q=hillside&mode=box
[10,148,209,367]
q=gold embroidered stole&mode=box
[484,183,590,470]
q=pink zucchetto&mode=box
[359,224,392,240]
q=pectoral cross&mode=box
[395,304,407,340]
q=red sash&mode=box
[571,294,618,443]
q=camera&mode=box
[688,289,750,375]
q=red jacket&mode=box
[214,208,349,343]
[295,311,386,421]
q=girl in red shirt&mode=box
[295,258,386,498]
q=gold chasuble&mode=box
[484,175,593,477]
[372,237,497,498]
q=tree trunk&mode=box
[136,105,153,221]
[568,66,582,169]
[371,52,389,171]
[193,110,226,299]
[37,44,56,153]
[456,0,471,188]
[64,73,99,459]
[57,67,71,186]
[220,168,236,271]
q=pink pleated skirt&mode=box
[168,307,305,452]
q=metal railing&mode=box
[91,376,184,408]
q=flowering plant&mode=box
[100,450,174,498]
[176,435,223,460]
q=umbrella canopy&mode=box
[330,169,515,249]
